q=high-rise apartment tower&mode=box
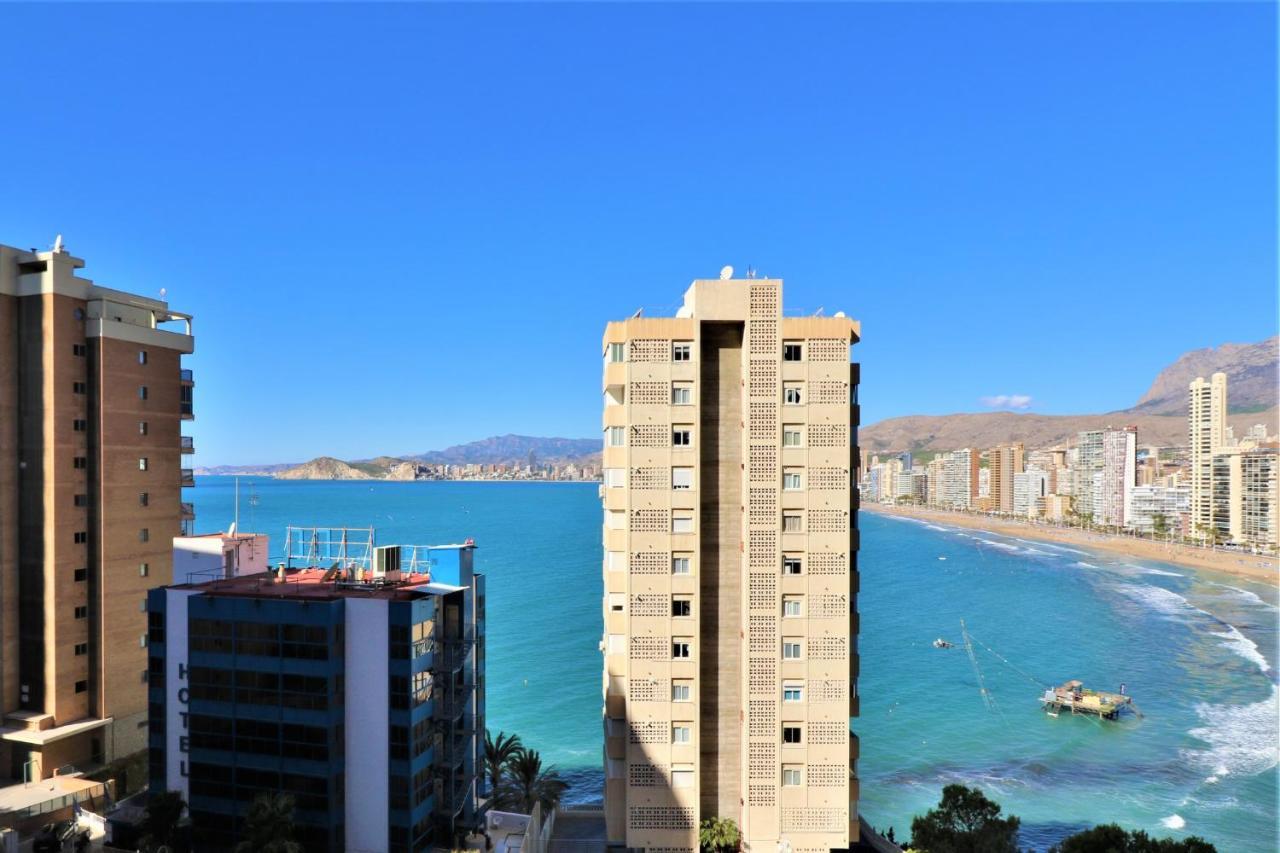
[0,242,194,780]
[601,275,861,851]
[1188,373,1227,538]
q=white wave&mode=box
[1210,625,1271,673]
[1023,547,1051,555]
[1161,814,1185,830]
[1077,561,1099,569]
[925,524,947,531]
[1184,685,1280,778]
[1112,583,1203,619]
[1125,564,1183,578]
[1212,584,1273,608]
[977,539,1020,551]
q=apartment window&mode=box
[139,492,149,507]
[782,639,802,660]
[138,458,149,471]
[73,419,87,432]
[606,427,625,447]
[672,639,691,659]
[74,643,88,656]
[73,456,87,469]
[73,494,88,507]
[138,350,148,365]
[783,683,803,703]
[672,342,691,362]
[671,597,692,618]
[609,594,626,613]
[139,421,148,436]
[783,342,803,362]
[783,469,802,491]
[672,514,694,534]
[672,467,693,491]
[672,725,692,745]
[75,680,88,694]
[783,556,803,575]
[784,384,803,405]
[138,528,150,543]
[74,568,88,582]
[671,383,693,405]
[139,563,150,578]
[74,531,88,544]
[607,343,626,363]
[139,634,148,648]
[604,468,625,488]
[782,513,803,533]
[672,681,692,702]
[672,766,695,788]
[783,597,803,617]
[72,343,86,357]
[74,606,88,620]
[672,427,692,447]
[672,554,692,575]
[72,381,87,395]
[782,725,803,745]
[783,426,803,447]
[139,385,148,401]
[783,766,803,786]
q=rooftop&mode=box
[174,566,454,602]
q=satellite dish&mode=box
[834,310,846,318]
[159,287,168,299]
[52,235,63,253]
[719,265,733,280]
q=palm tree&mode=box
[140,790,188,853]
[699,816,740,853]
[484,729,524,796]
[494,748,568,814]
[234,791,302,853]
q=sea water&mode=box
[189,478,1279,851]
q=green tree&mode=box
[1152,513,1169,536]
[698,816,740,853]
[909,784,1020,853]
[139,790,188,853]
[1049,824,1216,852]
[233,791,302,853]
[494,748,568,814]
[484,729,524,795]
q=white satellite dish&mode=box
[719,265,733,280]
[159,287,168,299]
[52,234,63,253]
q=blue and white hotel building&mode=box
[147,531,485,853]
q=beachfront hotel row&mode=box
[600,275,862,851]
[860,374,1278,552]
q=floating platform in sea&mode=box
[1041,680,1141,720]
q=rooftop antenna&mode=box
[52,235,63,253]
[746,266,756,279]
[631,308,643,318]
[719,265,734,280]
[813,307,825,316]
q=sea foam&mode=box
[1185,685,1280,778]
[1210,625,1271,673]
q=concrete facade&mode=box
[0,243,193,781]
[601,277,860,852]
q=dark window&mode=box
[74,494,88,507]
[783,343,803,361]
[139,492,149,507]
[138,385,148,400]
[671,599,692,617]
[74,643,88,656]
[782,725,802,744]
[139,421,148,436]
[73,456,87,469]
[74,605,88,619]
[75,680,87,694]
[138,350,148,365]
[72,381,87,395]
[74,531,87,544]
[139,528,149,543]
[73,419,86,432]
[74,568,88,582]
[783,557,803,575]
[72,343,86,357]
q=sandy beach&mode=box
[865,503,1280,582]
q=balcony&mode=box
[180,468,195,488]
[180,502,195,520]
[180,436,195,454]
[179,369,194,384]
[180,371,194,420]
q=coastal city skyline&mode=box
[1,2,1274,466]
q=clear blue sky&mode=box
[2,3,1274,465]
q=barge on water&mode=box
[1041,680,1142,720]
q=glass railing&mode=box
[179,369,193,382]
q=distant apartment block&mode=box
[0,242,194,781]
[1188,373,1227,537]
[600,275,861,851]
[985,443,1024,513]
[148,530,484,852]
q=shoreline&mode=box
[865,504,1279,582]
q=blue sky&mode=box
[1,2,1274,465]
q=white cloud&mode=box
[980,394,1033,410]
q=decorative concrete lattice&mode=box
[629,721,668,744]
[807,721,847,745]
[748,572,777,611]
[629,381,669,406]
[808,551,847,575]
[629,636,669,661]
[628,678,667,703]
[748,616,777,653]
[809,594,849,619]
[748,359,777,398]
[781,808,845,834]
[808,680,848,703]
[749,320,778,354]
[748,785,775,807]
[749,402,777,441]
[749,699,776,737]
[810,381,849,405]
[631,424,670,448]
[748,657,776,694]
[750,283,780,318]
[807,339,849,362]
[809,510,848,534]
[809,637,848,660]
[628,763,667,786]
[629,467,668,490]
[628,807,696,831]
[808,424,849,448]
[748,531,777,567]
[748,741,777,780]
[749,488,777,525]
[630,594,668,617]
[748,445,778,482]
[631,551,670,575]
[806,764,846,787]
[808,467,849,490]
[629,339,671,362]
[632,509,670,533]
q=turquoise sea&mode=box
[188,477,1278,851]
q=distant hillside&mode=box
[1133,337,1278,415]
[276,457,375,480]
[862,336,1279,454]
[193,462,295,476]
[407,434,598,465]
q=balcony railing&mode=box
[180,435,195,453]
[179,369,194,383]
[180,469,195,487]
[180,502,195,519]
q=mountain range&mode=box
[860,337,1278,455]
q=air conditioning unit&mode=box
[374,545,402,581]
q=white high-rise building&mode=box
[1189,373,1227,538]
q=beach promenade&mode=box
[865,503,1279,581]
